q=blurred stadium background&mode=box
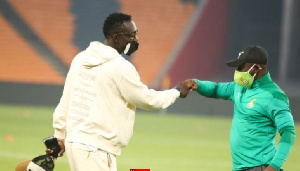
[0,0,299,170]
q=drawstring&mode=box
[107,152,112,167]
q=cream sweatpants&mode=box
[65,142,117,171]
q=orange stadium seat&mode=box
[9,0,78,67]
[0,0,79,84]
[0,14,65,84]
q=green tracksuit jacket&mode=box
[194,72,295,171]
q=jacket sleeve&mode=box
[118,66,180,110]
[269,126,296,170]
[267,97,296,170]
[193,79,234,100]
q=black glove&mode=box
[43,136,61,158]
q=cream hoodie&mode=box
[53,41,180,155]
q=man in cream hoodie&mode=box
[50,12,192,171]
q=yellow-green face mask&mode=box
[234,64,258,88]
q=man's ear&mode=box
[112,34,118,43]
[255,64,263,70]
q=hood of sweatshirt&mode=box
[82,41,122,67]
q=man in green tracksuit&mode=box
[188,45,296,171]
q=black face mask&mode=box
[124,42,139,56]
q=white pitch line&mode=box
[0,151,68,163]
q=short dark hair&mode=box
[103,12,132,38]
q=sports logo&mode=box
[239,77,248,84]
[247,98,256,108]
[238,51,244,59]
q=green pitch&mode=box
[0,104,299,171]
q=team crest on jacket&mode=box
[248,99,256,108]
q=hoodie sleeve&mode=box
[118,64,180,110]
[52,64,75,140]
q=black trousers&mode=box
[244,165,268,171]
[243,165,283,171]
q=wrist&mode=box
[174,87,182,96]
[56,138,64,141]
[193,79,200,92]
[174,87,181,92]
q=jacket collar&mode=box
[252,72,272,88]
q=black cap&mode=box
[226,45,268,67]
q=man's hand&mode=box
[174,79,199,98]
[46,139,65,159]
[174,82,190,98]
[183,79,199,91]
[57,139,65,157]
